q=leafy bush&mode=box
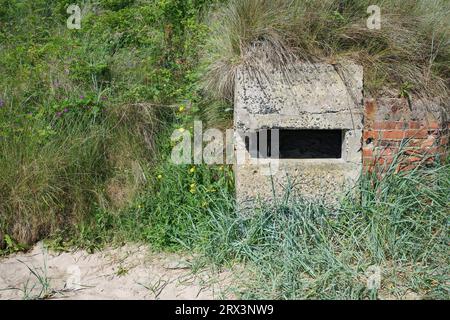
[0,0,213,248]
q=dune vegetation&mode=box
[0,0,448,299]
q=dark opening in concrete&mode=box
[246,129,343,159]
[278,129,343,158]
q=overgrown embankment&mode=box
[0,0,448,300]
[0,0,222,247]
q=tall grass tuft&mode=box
[201,0,450,102]
[0,106,156,247]
[182,160,449,299]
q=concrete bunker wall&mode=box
[234,62,364,205]
[234,62,449,206]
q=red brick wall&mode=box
[363,98,448,172]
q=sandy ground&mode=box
[0,242,234,300]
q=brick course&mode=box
[363,98,448,172]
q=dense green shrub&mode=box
[0,0,215,247]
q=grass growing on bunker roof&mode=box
[201,0,450,102]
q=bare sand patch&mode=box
[0,242,235,300]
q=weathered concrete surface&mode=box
[234,61,364,205]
